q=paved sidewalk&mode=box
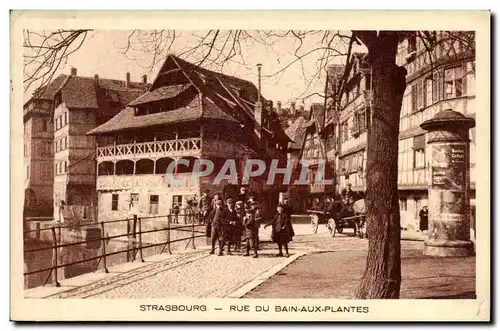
[244,247,475,299]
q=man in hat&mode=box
[198,189,212,225]
[237,186,248,205]
[224,198,237,255]
[209,199,226,256]
[250,199,263,251]
[234,200,245,251]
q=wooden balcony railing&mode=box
[97,137,202,161]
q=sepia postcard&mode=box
[10,10,491,322]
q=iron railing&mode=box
[23,213,206,287]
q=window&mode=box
[425,76,433,107]
[24,144,27,157]
[40,164,51,180]
[399,198,407,211]
[40,141,51,156]
[64,112,68,126]
[444,66,464,99]
[111,194,119,211]
[26,166,29,180]
[417,80,424,110]
[407,34,417,53]
[64,136,68,150]
[64,161,68,173]
[41,118,48,131]
[411,83,418,113]
[432,72,439,102]
[414,198,422,220]
[340,121,349,142]
[149,195,159,214]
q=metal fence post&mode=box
[100,222,109,273]
[132,214,137,262]
[51,226,60,287]
[191,219,196,250]
[138,217,144,262]
[167,213,172,254]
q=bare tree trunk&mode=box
[355,32,407,299]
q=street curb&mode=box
[225,251,307,298]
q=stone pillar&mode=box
[420,109,475,257]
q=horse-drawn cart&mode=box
[326,214,365,237]
[307,198,366,238]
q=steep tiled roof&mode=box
[285,116,308,150]
[89,54,289,142]
[87,95,240,135]
[27,74,148,111]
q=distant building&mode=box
[88,54,290,223]
[23,68,149,219]
[321,32,476,230]
[24,96,55,217]
[275,101,310,129]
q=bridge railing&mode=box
[23,213,206,288]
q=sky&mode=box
[24,30,358,108]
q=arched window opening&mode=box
[135,159,155,174]
[98,161,114,176]
[115,160,134,175]
[155,157,175,175]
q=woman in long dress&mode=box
[265,204,293,257]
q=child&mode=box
[265,204,292,257]
[242,206,258,258]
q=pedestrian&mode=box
[198,189,212,225]
[54,200,66,224]
[281,197,295,237]
[208,200,227,256]
[173,203,180,224]
[237,186,248,204]
[234,200,245,251]
[224,198,237,255]
[419,206,429,232]
[265,204,293,257]
[341,183,354,200]
[242,205,258,258]
[250,199,263,250]
[212,193,222,210]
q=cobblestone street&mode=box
[28,226,426,299]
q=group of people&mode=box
[198,187,295,258]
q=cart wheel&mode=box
[327,218,336,237]
[310,214,319,234]
[337,227,344,234]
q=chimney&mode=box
[70,67,77,76]
[94,74,100,87]
[276,101,282,114]
[142,74,147,84]
[290,102,296,116]
[126,72,131,87]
